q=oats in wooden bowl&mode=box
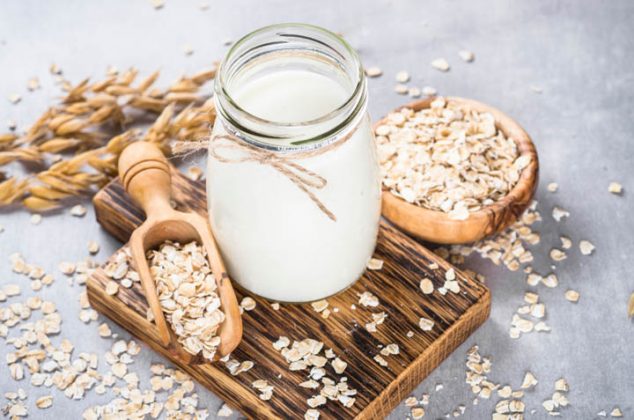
[376,96,538,244]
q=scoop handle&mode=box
[118,142,173,220]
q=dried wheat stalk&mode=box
[0,67,217,211]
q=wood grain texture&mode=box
[379,96,539,245]
[88,168,491,419]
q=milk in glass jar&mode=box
[207,23,381,302]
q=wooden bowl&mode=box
[378,96,539,245]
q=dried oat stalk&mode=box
[0,67,217,211]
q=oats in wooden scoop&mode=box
[148,240,224,361]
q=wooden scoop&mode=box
[118,141,242,364]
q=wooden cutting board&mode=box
[87,167,490,419]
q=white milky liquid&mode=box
[207,69,381,302]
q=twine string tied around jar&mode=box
[173,134,342,221]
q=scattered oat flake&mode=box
[70,204,87,217]
[524,291,539,304]
[58,261,76,275]
[444,279,460,294]
[365,66,382,77]
[311,299,329,313]
[552,206,570,222]
[305,408,320,419]
[8,93,22,104]
[579,240,595,256]
[560,236,572,249]
[395,71,410,83]
[420,278,434,294]
[367,258,383,270]
[411,407,426,418]
[30,213,42,224]
[394,84,408,94]
[550,248,567,262]
[610,407,623,417]
[35,395,53,409]
[252,379,274,400]
[28,77,40,91]
[521,371,538,389]
[542,273,558,288]
[151,0,164,9]
[408,87,421,97]
[217,403,233,417]
[241,296,256,311]
[380,343,400,356]
[422,86,437,96]
[547,182,558,192]
[458,50,474,62]
[628,293,634,318]
[183,44,194,55]
[358,291,379,307]
[373,354,388,366]
[431,58,450,71]
[498,386,512,399]
[555,378,569,392]
[608,182,623,195]
[98,322,112,337]
[49,63,62,74]
[419,317,434,331]
[4,283,20,296]
[534,321,551,332]
[565,290,579,303]
[332,357,347,374]
[88,240,100,254]
[187,166,203,180]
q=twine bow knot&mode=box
[208,135,337,221]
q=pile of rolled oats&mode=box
[148,241,224,362]
[84,357,209,419]
[436,200,541,272]
[509,292,550,339]
[377,97,531,220]
[10,253,55,291]
[465,346,533,419]
[273,337,356,418]
[542,378,570,416]
[465,345,497,400]
[2,273,211,418]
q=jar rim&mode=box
[214,23,367,152]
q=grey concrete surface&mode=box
[1,0,633,418]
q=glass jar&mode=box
[207,23,381,302]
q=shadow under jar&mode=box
[207,23,381,303]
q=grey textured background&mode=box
[1,0,633,418]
